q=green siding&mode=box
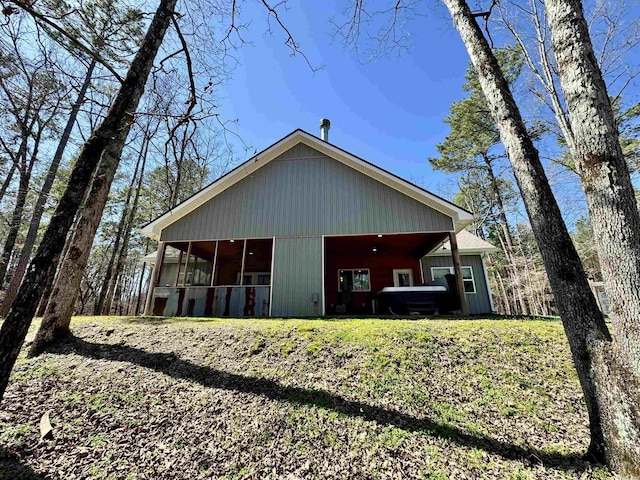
[160,143,454,242]
[270,236,323,317]
[421,254,493,314]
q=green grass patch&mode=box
[1,315,609,479]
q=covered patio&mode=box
[324,232,464,315]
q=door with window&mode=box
[393,269,414,287]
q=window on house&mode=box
[431,266,476,294]
[338,269,370,292]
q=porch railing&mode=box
[150,286,270,317]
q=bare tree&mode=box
[441,0,640,474]
[0,21,65,285]
[0,0,179,399]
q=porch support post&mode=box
[449,232,470,315]
[143,241,165,316]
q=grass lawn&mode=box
[0,316,611,479]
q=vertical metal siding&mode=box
[160,143,454,242]
[271,236,323,317]
[421,254,492,314]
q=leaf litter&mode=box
[0,317,611,479]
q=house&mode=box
[141,121,498,317]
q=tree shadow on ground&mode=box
[50,335,595,473]
[0,448,44,480]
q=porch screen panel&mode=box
[243,238,273,285]
[214,240,244,286]
[157,243,188,287]
[186,241,216,286]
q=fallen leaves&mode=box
[0,318,611,479]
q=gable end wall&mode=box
[160,143,454,242]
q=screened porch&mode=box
[148,238,273,317]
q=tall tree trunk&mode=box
[37,136,129,333]
[94,179,134,315]
[544,0,640,474]
[0,0,178,402]
[0,162,17,205]
[0,168,30,285]
[0,60,97,317]
[545,0,640,370]
[135,236,152,315]
[485,159,530,316]
[96,129,148,315]
[442,0,621,467]
[103,133,149,315]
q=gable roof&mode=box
[427,229,499,256]
[141,129,474,240]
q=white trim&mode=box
[378,286,447,293]
[181,242,192,286]
[338,268,371,292]
[322,230,453,238]
[430,266,476,294]
[210,241,218,287]
[321,235,326,316]
[481,254,496,313]
[141,130,473,240]
[392,268,414,287]
[239,239,247,285]
[269,236,275,317]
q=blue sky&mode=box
[216,1,470,196]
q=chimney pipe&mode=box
[319,118,330,142]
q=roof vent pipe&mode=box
[319,118,330,142]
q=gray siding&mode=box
[161,143,454,241]
[421,254,493,314]
[271,236,323,317]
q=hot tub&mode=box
[377,285,448,315]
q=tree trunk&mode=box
[0,168,30,285]
[0,0,178,402]
[94,181,133,315]
[36,134,130,338]
[484,158,530,316]
[544,0,640,473]
[105,134,149,315]
[442,0,618,467]
[0,162,17,205]
[97,129,148,315]
[0,60,96,317]
[545,0,640,370]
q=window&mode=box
[431,266,476,294]
[393,269,414,287]
[338,269,370,292]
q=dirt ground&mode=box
[0,317,610,479]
